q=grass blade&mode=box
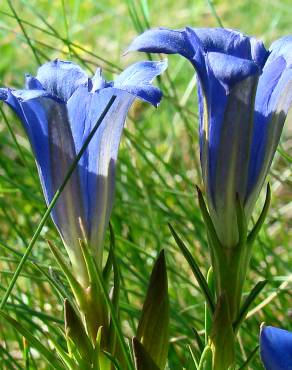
[168,223,215,314]
[233,280,268,333]
[0,310,64,370]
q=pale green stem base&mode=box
[210,244,251,370]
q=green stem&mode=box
[218,247,245,321]
[210,244,252,370]
[0,95,117,309]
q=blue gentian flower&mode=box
[0,59,167,284]
[128,28,292,247]
[260,325,292,370]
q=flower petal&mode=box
[25,97,88,282]
[126,28,195,59]
[36,60,89,101]
[206,51,259,91]
[207,75,259,247]
[0,88,53,201]
[260,326,292,370]
[128,27,266,247]
[247,40,292,211]
[25,75,44,90]
[0,89,87,280]
[267,35,292,66]
[67,86,133,263]
[191,28,268,67]
[114,60,167,106]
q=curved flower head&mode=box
[260,325,292,370]
[0,59,167,285]
[128,28,292,247]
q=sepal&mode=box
[136,250,169,370]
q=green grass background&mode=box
[0,0,291,369]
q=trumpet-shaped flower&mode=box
[128,28,292,247]
[260,325,292,370]
[0,59,167,285]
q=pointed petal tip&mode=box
[126,27,193,58]
[112,59,167,107]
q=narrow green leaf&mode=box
[102,350,122,370]
[93,326,102,370]
[50,336,76,370]
[198,346,212,370]
[137,250,169,369]
[204,267,214,345]
[233,280,268,333]
[192,327,204,354]
[103,247,113,284]
[206,0,224,27]
[168,223,215,314]
[132,337,160,370]
[22,337,29,370]
[0,310,64,370]
[47,334,76,370]
[47,241,84,304]
[187,344,199,369]
[139,0,150,27]
[238,345,259,370]
[79,239,99,287]
[30,262,73,307]
[247,184,271,245]
[195,186,224,267]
